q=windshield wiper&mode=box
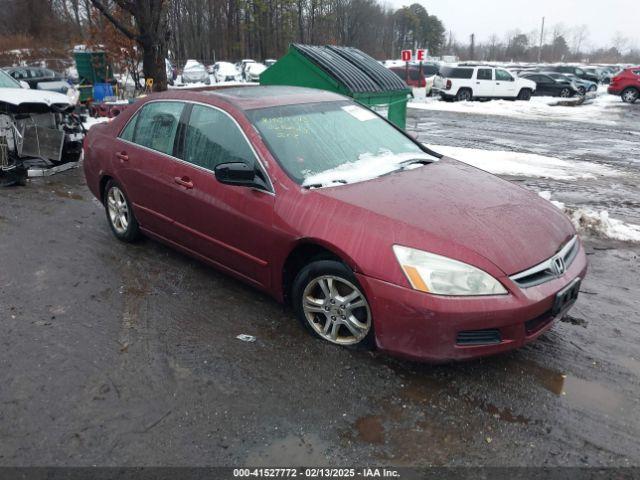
[303,179,348,189]
[398,158,432,168]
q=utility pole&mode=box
[538,16,545,63]
[469,33,475,60]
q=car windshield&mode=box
[0,70,21,88]
[248,101,435,188]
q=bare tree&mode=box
[571,25,589,57]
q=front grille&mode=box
[510,236,579,288]
[525,310,554,335]
[456,329,502,346]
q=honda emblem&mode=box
[551,256,566,276]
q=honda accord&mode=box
[83,86,587,362]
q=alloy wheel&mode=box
[302,275,371,345]
[622,89,638,104]
[560,88,571,98]
[107,186,130,235]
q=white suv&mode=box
[433,65,536,101]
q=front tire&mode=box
[292,260,373,348]
[104,180,141,242]
[621,87,639,104]
[560,88,572,98]
[517,88,532,101]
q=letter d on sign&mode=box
[401,50,412,62]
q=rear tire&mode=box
[455,89,472,102]
[292,260,374,349]
[517,89,532,101]
[104,179,141,243]
[621,87,639,104]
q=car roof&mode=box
[151,86,347,111]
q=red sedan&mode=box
[608,66,640,103]
[83,86,587,362]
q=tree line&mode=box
[0,0,446,89]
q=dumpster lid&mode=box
[292,44,409,95]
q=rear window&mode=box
[439,67,474,79]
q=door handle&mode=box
[496,82,501,85]
[174,176,193,189]
[116,151,129,162]
[476,82,480,84]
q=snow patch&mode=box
[429,144,618,180]
[302,151,434,188]
[410,87,625,125]
[538,191,640,243]
[82,117,110,130]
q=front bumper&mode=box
[356,241,588,362]
[608,86,622,95]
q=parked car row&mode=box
[176,59,273,85]
[386,61,638,104]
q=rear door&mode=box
[163,103,276,288]
[475,68,494,97]
[114,101,186,239]
[495,69,517,97]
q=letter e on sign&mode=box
[401,50,412,62]
[416,49,426,61]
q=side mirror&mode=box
[214,162,268,190]
[19,80,30,89]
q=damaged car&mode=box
[0,69,84,186]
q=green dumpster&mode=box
[73,51,114,103]
[260,44,411,130]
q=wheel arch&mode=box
[280,239,361,305]
[99,174,114,203]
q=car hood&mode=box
[0,88,71,107]
[312,158,575,276]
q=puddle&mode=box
[354,415,385,444]
[245,433,330,466]
[515,359,627,416]
[54,189,83,200]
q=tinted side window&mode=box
[183,105,256,171]
[440,67,474,79]
[496,69,514,81]
[134,102,184,155]
[477,69,492,80]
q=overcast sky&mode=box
[387,0,637,50]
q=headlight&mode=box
[393,245,507,296]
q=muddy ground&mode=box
[1,106,639,467]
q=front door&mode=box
[164,103,276,288]
[495,69,517,98]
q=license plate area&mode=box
[552,277,581,316]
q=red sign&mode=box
[416,49,427,61]
[401,50,412,62]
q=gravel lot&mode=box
[1,99,639,467]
